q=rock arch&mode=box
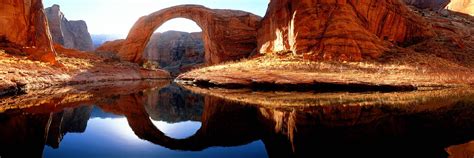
[117,5,262,65]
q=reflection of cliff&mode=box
[126,94,474,157]
[46,106,93,148]
[0,105,92,157]
[1,84,474,158]
[144,84,203,123]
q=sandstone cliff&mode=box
[45,5,94,51]
[0,0,57,64]
[257,0,434,61]
[144,31,205,75]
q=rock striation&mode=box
[0,0,57,64]
[144,31,205,75]
[257,0,434,61]
[117,5,261,65]
[45,5,94,51]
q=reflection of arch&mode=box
[118,5,261,65]
[125,96,264,151]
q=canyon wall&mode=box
[144,31,205,75]
[45,5,94,51]
[257,0,434,61]
[0,0,57,64]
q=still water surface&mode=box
[0,81,474,158]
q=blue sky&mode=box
[43,0,269,36]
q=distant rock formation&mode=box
[144,31,205,75]
[257,0,434,61]
[45,4,94,51]
[117,5,261,65]
[0,0,57,64]
[448,0,474,15]
[91,34,123,48]
[96,39,125,54]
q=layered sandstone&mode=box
[257,0,434,61]
[144,31,205,75]
[45,5,94,51]
[118,5,261,64]
[0,0,57,64]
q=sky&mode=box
[43,0,269,37]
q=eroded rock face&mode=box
[257,0,434,61]
[144,31,205,75]
[404,0,451,11]
[0,0,57,64]
[448,0,474,15]
[45,5,94,51]
[118,5,261,65]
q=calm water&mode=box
[1,81,474,158]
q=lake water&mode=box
[0,81,474,158]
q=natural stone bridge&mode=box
[116,5,261,65]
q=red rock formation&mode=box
[117,5,261,65]
[0,0,57,64]
[45,5,94,51]
[448,0,474,15]
[257,0,434,61]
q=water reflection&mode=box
[0,81,473,158]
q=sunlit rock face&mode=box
[0,0,57,64]
[404,0,451,10]
[144,31,205,75]
[257,0,434,61]
[45,5,94,51]
[118,5,261,65]
[447,0,474,15]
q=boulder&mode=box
[45,5,94,51]
[0,0,57,64]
